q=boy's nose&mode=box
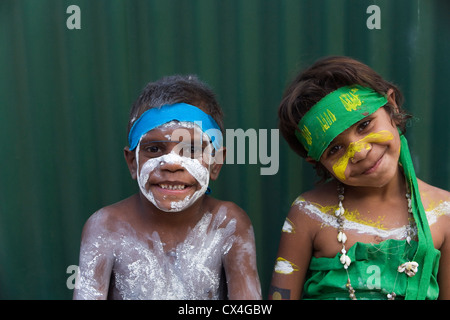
[159,160,185,172]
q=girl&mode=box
[270,56,450,300]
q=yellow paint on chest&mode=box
[318,203,386,230]
[332,130,394,180]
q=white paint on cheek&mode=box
[136,140,210,212]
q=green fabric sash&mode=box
[303,239,440,300]
[399,134,437,299]
[296,85,438,299]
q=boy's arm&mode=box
[73,210,115,300]
[269,204,314,300]
[222,205,262,300]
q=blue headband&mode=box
[128,103,222,151]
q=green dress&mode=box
[303,239,440,300]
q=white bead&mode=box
[335,208,341,217]
[337,231,347,244]
[340,254,351,267]
[345,255,351,266]
[406,236,411,244]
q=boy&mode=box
[73,75,261,299]
[270,56,449,300]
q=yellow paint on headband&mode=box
[332,130,394,180]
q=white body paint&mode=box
[274,257,298,275]
[76,207,236,300]
[293,198,450,239]
[282,218,295,233]
[294,198,411,239]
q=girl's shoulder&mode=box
[292,180,340,211]
[418,179,450,211]
[287,180,339,229]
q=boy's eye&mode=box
[147,146,160,153]
[141,142,166,157]
[180,143,203,158]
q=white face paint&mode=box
[136,139,210,213]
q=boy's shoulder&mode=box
[205,196,252,228]
[82,195,138,235]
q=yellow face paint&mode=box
[332,130,394,180]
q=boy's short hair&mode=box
[128,75,224,135]
[278,56,411,180]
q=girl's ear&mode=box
[387,88,399,112]
[386,88,403,128]
[124,146,137,180]
[305,156,317,166]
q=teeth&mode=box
[159,184,186,190]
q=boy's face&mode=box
[318,108,401,188]
[125,121,224,212]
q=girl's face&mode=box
[319,108,401,188]
[135,122,216,212]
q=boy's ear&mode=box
[124,146,137,180]
[209,147,226,181]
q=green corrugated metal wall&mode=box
[0,0,448,299]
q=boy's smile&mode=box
[136,124,211,212]
[148,174,200,204]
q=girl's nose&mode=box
[349,141,372,163]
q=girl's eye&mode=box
[357,119,371,132]
[328,145,343,156]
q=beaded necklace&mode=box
[335,183,419,300]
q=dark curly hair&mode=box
[128,75,224,135]
[278,56,412,180]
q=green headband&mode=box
[296,85,387,161]
[296,85,437,299]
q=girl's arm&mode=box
[437,199,450,299]
[438,229,450,299]
[269,204,315,300]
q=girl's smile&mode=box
[361,149,386,175]
[320,108,401,187]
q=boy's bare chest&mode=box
[108,212,236,299]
